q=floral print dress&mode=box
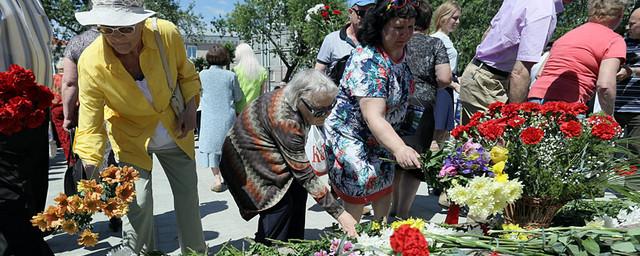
[324,45,413,204]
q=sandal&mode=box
[210,174,226,192]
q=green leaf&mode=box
[567,244,586,256]
[560,236,570,245]
[552,242,567,254]
[611,241,637,253]
[627,228,640,237]
[581,237,600,255]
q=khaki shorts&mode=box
[459,62,509,124]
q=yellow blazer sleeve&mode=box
[168,23,201,106]
[75,64,107,166]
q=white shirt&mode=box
[431,31,458,74]
[135,79,177,150]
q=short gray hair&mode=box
[284,69,339,109]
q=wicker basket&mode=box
[503,196,567,228]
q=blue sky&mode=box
[181,0,244,24]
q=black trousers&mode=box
[255,180,308,245]
[0,203,53,256]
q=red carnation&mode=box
[477,119,505,141]
[520,127,544,145]
[507,116,526,128]
[591,123,617,140]
[0,64,52,135]
[390,224,429,256]
[468,112,485,127]
[560,120,582,138]
[451,125,469,139]
[501,103,520,117]
[324,5,330,10]
[518,102,542,112]
[321,10,329,19]
[333,9,341,15]
[488,101,505,115]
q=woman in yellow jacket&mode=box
[74,1,205,254]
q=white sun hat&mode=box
[75,0,156,27]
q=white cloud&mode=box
[204,6,227,16]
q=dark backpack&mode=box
[327,54,352,86]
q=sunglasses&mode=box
[97,25,136,35]
[386,0,420,10]
[352,8,368,18]
[301,98,336,118]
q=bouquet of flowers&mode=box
[301,1,348,65]
[450,102,631,201]
[31,166,139,247]
[0,64,54,135]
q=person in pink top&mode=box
[528,0,627,114]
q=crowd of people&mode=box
[2,0,640,255]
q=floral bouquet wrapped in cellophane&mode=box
[31,165,139,247]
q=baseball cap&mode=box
[349,0,376,7]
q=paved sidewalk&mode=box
[44,148,446,255]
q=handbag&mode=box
[63,128,86,196]
[304,125,330,176]
[152,18,185,117]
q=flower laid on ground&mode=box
[590,205,640,228]
[447,176,523,220]
[0,64,54,135]
[500,224,529,241]
[390,224,429,256]
[31,165,139,247]
[390,218,426,232]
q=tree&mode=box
[212,0,347,82]
[42,0,206,44]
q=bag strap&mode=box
[67,128,76,165]
[152,18,177,95]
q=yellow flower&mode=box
[391,218,425,232]
[31,213,48,232]
[66,195,83,214]
[43,206,62,229]
[102,198,128,218]
[76,179,103,195]
[501,223,528,241]
[370,221,381,231]
[61,219,78,234]
[491,161,506,175]
[77,229,99,247]
[495,173,509,183]
[490,146,509,163]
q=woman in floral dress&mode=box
[324,0,421,222]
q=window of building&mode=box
[186,45,197,59]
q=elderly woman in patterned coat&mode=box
[219,69,357,245]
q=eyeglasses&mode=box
[352,8,368,18]
[97,25,136,35]
[386,0,420,10]
[301,98,336,118]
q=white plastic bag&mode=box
[305,125,329,176]
[48,122,58,159]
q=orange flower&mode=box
[43,206,62,229]
[77,229,98,247]
[77,179,104,195]
[102,198,128,218]
[61,219,78,234]
[82,192,104,214]
[117,166,140,183]
[66,195,83,214]
[100,165,120,184]
[53,193,69,216]
[31,213,48,232]
[116,183,136,203]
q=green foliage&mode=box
[192,57,210,72]
[212,0,348,82]
[41,0,206,43]
[553,199,634,227]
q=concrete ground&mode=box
[43,147,447,255]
